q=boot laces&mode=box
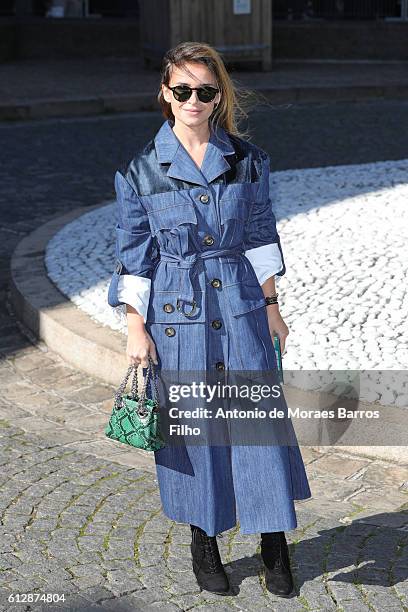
[202,535,222,572]
[192,527,222,573]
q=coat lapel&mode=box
[154,119,235,187]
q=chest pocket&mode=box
[141,192,198,236]
[220,198,248,225]
[219,183,257,225]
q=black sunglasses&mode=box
[168,84,219,103]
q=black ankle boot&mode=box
[260,531,294,597]
[190,524,230,595]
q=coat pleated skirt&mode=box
[147,256,312,537]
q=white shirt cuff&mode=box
[117,274,151,323]
[244,243,284,286]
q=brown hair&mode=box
[157,41,260,140]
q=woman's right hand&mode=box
[127,327,158,368]
[125,304,158,368]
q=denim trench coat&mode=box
[108,118,311,536]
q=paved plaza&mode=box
[0,360,407,611]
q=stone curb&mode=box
[9,203,129,386]
[9,206,408,465]
[2,83,408,121]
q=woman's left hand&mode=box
[266,307,289,355]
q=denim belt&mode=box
[159,247,244,316]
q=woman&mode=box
[108,41,312,598]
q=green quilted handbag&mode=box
[105,357,165,452]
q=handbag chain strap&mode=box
[114,364,137,409]
[138,356,160,409]
[114,357,159,411]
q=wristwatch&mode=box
[265,293,279,305]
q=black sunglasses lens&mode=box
[172,86,192,102]
[197,87,218,102]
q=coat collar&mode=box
[154,118,236,187]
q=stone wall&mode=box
[0,18,407,62]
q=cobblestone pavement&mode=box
[0,353,407,611]
[1,106,408,610]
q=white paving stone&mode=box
[45,159,408,408]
